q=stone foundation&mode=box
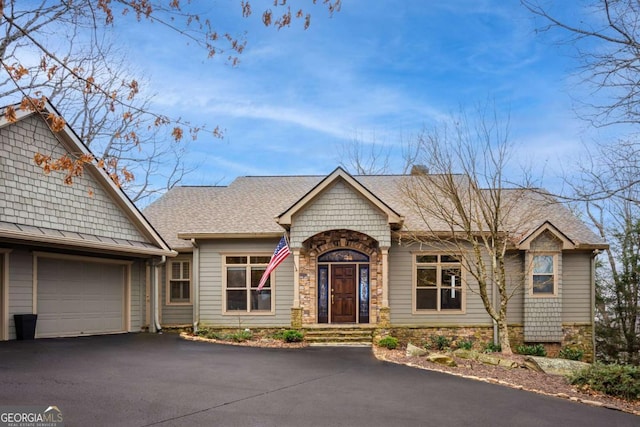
[291,307,303,329]
[374,323,594,361]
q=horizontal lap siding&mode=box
[506,252,525,324]
[130,260,147,332]
[562,252,593,323]
[199,239,293,328]
[7,249,33,340]
[160,262,193,326]
[388,241,492,326]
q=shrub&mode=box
[196,328,225,340]
[229,330,253,342]
[378,336,399,350]
[429,335,452,351]
[281,329,304,343]
[559,347,584,361]
[569,363,640,401]
[516,344,547,357]
[456,339,474,350]
[483,342,502,353]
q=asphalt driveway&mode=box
[0,333,636,427]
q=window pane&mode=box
[442,268,462,288]
[226,256,247,264]
[250,290,271,311]
[250,256,271,264]
[533,275,554,294]
[171,262,181,280]
[359,265,369,323]
[227,267,246,288]
[416,255,437,263]
[417,267,437,287]
[441,288,462,309]
[533,255,554,274]
[170,282,182,300]
[181,282,190,299]
[182,262,190,279]
[441,255,460,263]
[318,266,328,323]
[227,290,247,310]
[416,288,437,310]
[251,267,268,288]
[318,249,369,262]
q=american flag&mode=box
[257,236,291,291]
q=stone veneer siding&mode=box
[298,230,381,325]
[377,323,594,362]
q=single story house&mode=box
[0,101,175,340]
[144,167,607,359]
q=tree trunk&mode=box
[497,317,512,354]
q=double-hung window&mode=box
[415,254,463,311]
[168,259,191,304]
[224,256,273,313]
[531,254,556,295]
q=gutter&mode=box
[191,239,200,334]
[150,256,166,333]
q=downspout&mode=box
[492,261,499,346]
[591,249,600,361]
[153,256,166,334]
[191,239,200,334]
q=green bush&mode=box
[282,329,304,343]
[456,339,474,350]
[483,341,502,353]
[569,363,640,401]
[229,330,253,342]
[516,344,547,357]
[559,347,584,361]
[196,328,225,340]
[429,335,452,351]
[378,336,399,349]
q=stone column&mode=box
[381,247,389,307]
[292,249,300,308]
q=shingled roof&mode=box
[143,172,606,251]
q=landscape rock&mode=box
[477,353,501,366]
[453,349,479,360]
[406,342,428,357]
[426,353,457,367]
[525,356,590,376]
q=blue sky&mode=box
[117,1,612,190]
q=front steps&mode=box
[304,327,375,347]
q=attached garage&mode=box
[36,254,129,338]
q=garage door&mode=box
[37,257,126,338]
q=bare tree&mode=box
[0,0,341,186]
[401,108,540,354]
[573,140,640,363]
[522,0,640,128]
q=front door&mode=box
[331,264,356,323]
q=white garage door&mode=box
[37,257,126,338]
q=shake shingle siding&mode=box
[0,115,146,242]
[291,180,391,247]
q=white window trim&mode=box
[412,253,466,314]
[222,253,275,316]
[529,252,559,297]
[166,258,192,306]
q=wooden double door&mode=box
[331,264,357,323]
